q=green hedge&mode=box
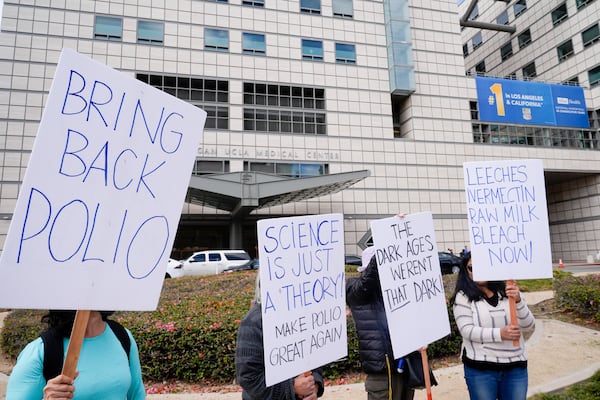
[0,272,472,384]
[554,272,600,323]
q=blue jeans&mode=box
[464,365,528,400]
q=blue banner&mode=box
[475,77,589,129]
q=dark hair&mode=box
[41,310,115,338]
[450,252,506,304]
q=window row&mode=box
[224,0,354,18]
[495,0,527,26]
[472,59,536,80]
[463,1,527,56]
[475,22,598,79]
[469,101,599,150]
[205,28,357,63]
[243,108,327,135]
[472,123,599,150]
[193,160,329,179]
[95,16,164,44]
[465,0,597,57]
[244,162,329,178]
[95,16,357,63]
[243,83,325,109]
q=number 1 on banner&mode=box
[490,83,505,116]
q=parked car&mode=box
[180,250,251,276]
[165,258,184,278]
[438,251,462,275]
[224,258,260,273]
[344,255,362,266]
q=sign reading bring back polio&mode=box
[0,49,206,311]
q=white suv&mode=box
[180,250,251,276]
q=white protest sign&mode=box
[463,159,552,281]
[370,213,450,359]
[0,48,206,311]
[257,213,347,386]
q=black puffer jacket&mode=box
[346,255,395,374]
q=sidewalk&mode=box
[2,291,600,399]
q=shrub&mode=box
[554,273,600,323]
[1,270,462,384]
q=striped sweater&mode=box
[453,291,535,365]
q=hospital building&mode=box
[0,0,599,262]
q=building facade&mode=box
[0,0,599,262]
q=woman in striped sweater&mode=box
[450,252,535,400]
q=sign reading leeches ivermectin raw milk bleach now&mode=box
[257,214,347,386]
[463,159,552,281]
[0,48,206,311]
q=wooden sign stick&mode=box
[420,347,433,400]
[61,310,90,378]
[507,279,519,347]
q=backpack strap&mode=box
[106,319,131,361]
[41,320,131,382]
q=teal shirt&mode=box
[7,324,146,399]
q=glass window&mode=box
[242,33,266,55]
[472,32,483,50]
[518,29,531,49]
[496,11,509,25]
[193,160,229,175]
[513,0,527,18]
[242,0,264,6]
[208,253,221,262]
[192,254,205,262]
[335,43,356,64]
[522,62,536,79]
[94,16,122,41]
[300,0,321,14]
[500,42,513,61]
[475,60,486,75]
[137,20,163,45]
[590,65,600,87]
[505,71,517,80]
[462,43,469,57]
[205,28,229,51]
[576,0,594,9]
[551,3,568,26]
[563,76,579,86]
[333,0,353,18]
[138,74,229,130]
[302,39,323,61]
[469,4,479,20]
[557,39,574,62]
[582,24,600,48]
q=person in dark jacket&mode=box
[346,246,415,400]
[235,274,325,400]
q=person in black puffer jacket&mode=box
[346,247,415,400]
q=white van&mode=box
[180,250,251,276]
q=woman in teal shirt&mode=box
[7,310,145,399]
